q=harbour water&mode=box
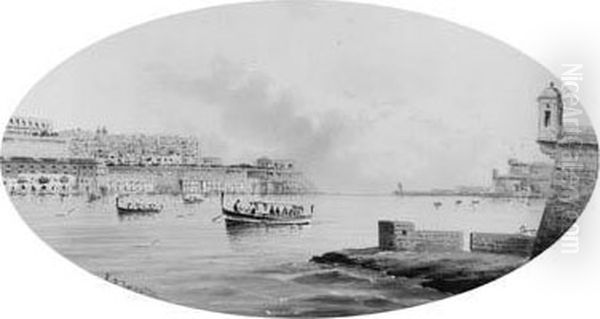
[13,195,544,317]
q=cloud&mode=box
[156,57,367,190]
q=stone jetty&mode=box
[311,220,531,294]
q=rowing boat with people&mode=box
[220,193,314,226]
[116,195,163,214]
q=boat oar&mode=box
[211,214,224,223]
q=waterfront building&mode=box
[181,157,312,196]
[491,159,554,197]
[531,82,599,256]
[101,166,180,194]
[105,176,155,194]
[2,173,75,195]
[2,116,312,196]
[247,158,309,195]
[183,166,252,195]
[0,157,100,195]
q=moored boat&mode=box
[182,193,206,204]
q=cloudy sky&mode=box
[16,1,562,192]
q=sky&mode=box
[15,1,567,193]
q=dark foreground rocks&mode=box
[311,247,528,294]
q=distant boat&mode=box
[87,192,102,203]
[433,201,442,209]
[116,195,163,214]
[220,193,313,226]
[182,193,206,204]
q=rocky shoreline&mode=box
[311,247,528,294]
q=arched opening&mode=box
[544,110,551,127]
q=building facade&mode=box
[62,129,200,166]
[2,116,312,196]
[0,157,100,195]
[491,159,554,198]
[4,116,55,137]
[182,158,313,196]
[2,117,69,159]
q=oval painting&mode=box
[1,1,597,317]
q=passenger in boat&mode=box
[269,205,275,215]
[233,199,241,212]
[275,206,280,216]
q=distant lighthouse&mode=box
[394,182,404,196]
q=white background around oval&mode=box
[0,1,599,319]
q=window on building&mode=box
[544,110,551,127]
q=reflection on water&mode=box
[11,194,545,316]
[225,223,310,243]
[118,211,161,222]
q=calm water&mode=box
[13,194,544,317]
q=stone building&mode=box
[182,158,313,196]
[0,157,100,195]
[491,159,554,198]
[62,129,200,166]
[1,135,69,159]
[183,166,253,195]
[247,158,310,195]
[101,166,183,194]
[532,82,598,256]
[4,116,55,137]
[2,117,69,159]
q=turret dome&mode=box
[537,82,561,100]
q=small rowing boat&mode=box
[182,193,206,204]
[116,195,163,214]
[220,193,313,226]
